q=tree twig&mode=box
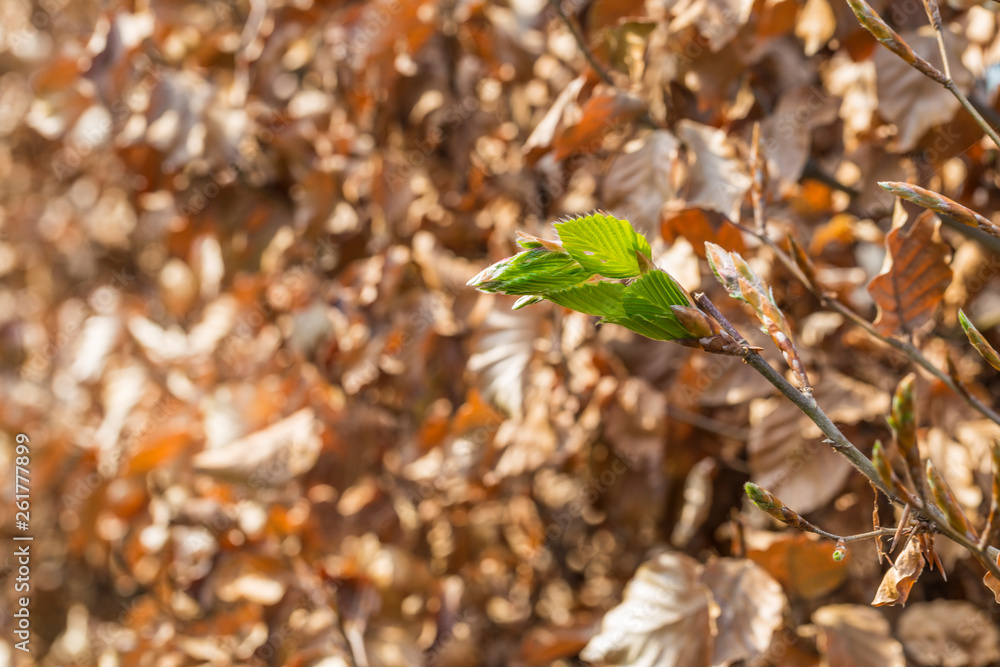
[732,219,1000,428]
[548,0,615,88]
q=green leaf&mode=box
[467,248,593,295]
[554,212,653,279]
[547,281,626,318]
[619,270,693,340]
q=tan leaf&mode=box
[580,552,715,667]
[676,120,752,222]
[871,536,925,607]
[874,27,974,151]
[868,210,952,337]
[699,558,787,667]
[759,86,837,195]
[193,408,322,487]
[602,129,683,229]
[898,600,1000,667]
[813,604,905,667]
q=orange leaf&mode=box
[868,210,951,337]
[747,534,849,599]
[661,205,746,259]
[553,93,645,160]
[983,553,1000,603]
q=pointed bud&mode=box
[669,305,715,339]
[890,373,921,493]
[959,310,1000,372]
[926,460,978,541]
[635,249,656,275]
[744,482,816,532]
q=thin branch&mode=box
[549,0,615,88]
[700,287,1000,579]
[695,293,897,502]
[732,220,1000,428]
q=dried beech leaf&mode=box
[661,206,746,259]
[983,554,1000,603]
[898,600,1000,667]
[871,537,925,607]
[749,372,887,514]
[872,27,973,151]
[553,92,646,161]
[813,604,905,667]
[699,558,786,667]
[193,408,322,487]
[746,533,849,600]
[580,552,715,667]
[676,120,752,222]
[603,129,683,229]
[868,210,952,337]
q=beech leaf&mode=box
[868,210,952,337]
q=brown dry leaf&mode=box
[760,86,837,196]
[873,27,974,151]
[668,0,754,52]
[813,604,905,667]
[553,92,646,161]
[700,558,786,667]
[871,536,925,607]
[519,620,598,665]
[523,76,586,162]
[868,210,952,337]
[193,408,322,487]
[983,553,1000,602]
[675,120,752,222]
[746,533,849,600]
[661,205,746,259]
[579,552,716,667]
[602,129,683,230]
[898,600,1000,667]
[748,371,889,514]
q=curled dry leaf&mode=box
[897,600,1000,667]
[983,553,1000,603]
[868,210,952,338]
[813,604,905,667]
[871,536,925,607]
